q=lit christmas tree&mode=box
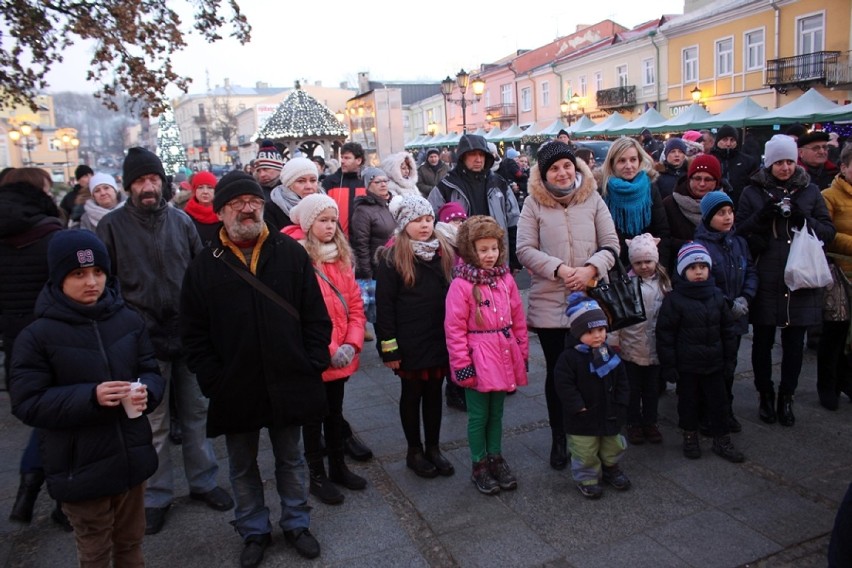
[257,85,347,139]
[156,106,186,175]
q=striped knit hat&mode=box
[566,292,608,339]
[676,242,712,277]
[255,140,284,172]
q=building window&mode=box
[484,89,491,108]
[500,84,512,105]
[616,65,628,87]
[716,37,733,76]
[797,13,824,54]
[683,46,698,83]
[541,81,550,107]
[642,59,655,86]
[579,75,587,97]
[520,87,531,112]
[594,72,603,92]
[744,29,765,71]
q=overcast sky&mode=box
[44,0,685,96]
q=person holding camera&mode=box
[736,134,835,427]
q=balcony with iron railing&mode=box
[596,86,636,111]
[484,103,517,123]
[827,51,852,88]
[766,51,840,92]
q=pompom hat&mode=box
[626,233,660,264]
[290,193,338,233]
[677,242,712,277]
[566,292,608,339]
[279,157,317,190]
[389,194,434,232]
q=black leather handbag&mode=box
[587,247,646,331]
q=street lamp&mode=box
[427,121,438,136]
[55,128,80,183]
[7,122,43,165]
[441,68,485,133]
[560,93,583,126]
[690,86,706,109]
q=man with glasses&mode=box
[798,130,839,190]
[97,147,233,536]
[709,124,759,206]
[181,171,331,565]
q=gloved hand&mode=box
[331,344,356,368]
[662,367,679,384]
[757,200,779,223]
[788,209,806,230]
[731,296,749,319]
[454,364,477,388]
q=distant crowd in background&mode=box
[3,120,852,567]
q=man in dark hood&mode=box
[709,124,759,206]
[416,148,449,198]
[797,130,839,190]
[641,128,664,162]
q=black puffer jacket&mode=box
[736,167,836,327]
[0,183,64,373]
[9,281,164,503]
[710,146,760,205]
[374,248,451,370]
[554,336,629,437]
[181,228,332,436]
[656,277,737,376]
[350,192,396,280]
[97,198,204,359]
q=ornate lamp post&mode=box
[560,93,584,126]
[691,86,707,109]
[441,69,485,134]
[7,122,43,165]
[55,128,80,182]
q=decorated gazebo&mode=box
[256,85,348,160]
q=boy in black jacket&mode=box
[554,293,630,500]
[657,243,744,463]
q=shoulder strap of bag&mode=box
[213,248,301,322]
[314,267,349,318]
[597,246,629,280]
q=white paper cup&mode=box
[121,381,144,419]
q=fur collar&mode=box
[527,157,597,209]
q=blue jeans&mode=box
[145,357,219,508]
[225,426,310,539]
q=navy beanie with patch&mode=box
[48,230,111,285]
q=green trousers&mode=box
[567,434,626,485]
[465,390,507,462]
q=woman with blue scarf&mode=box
[601,137,670,266]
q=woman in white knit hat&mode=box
[79,172,124,231]
[736,134,836,427]
[265,157,320,231]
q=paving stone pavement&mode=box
[1,318,851,566]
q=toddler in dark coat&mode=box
[656,243,744,463]
[10,230,163,566]
[554,293,630,500]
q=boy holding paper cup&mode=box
[9,230,164,566]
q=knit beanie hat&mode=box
[536,141,577,178]
[89,172,117,193]
[191,171,217,192]
[716,124,738,141]
[213,171,266,212]
[389,194,434,232]
[122,147,167,191]
[565,292,608,339]
[764,134,798,166]
[700,191,734,225]
[506,148,520,159]
[688,154,722,181]
[557,129,570,138]
[48,230,111,285]
[664,138,687,156]
[626,233,660,264]
[682,130,703,143]
[426,147,440,158]
[677,242,712,277]
[438,201,467,223]
[456,215,506,267]
[361,167,387,189]
[279,157,317,189]
[785,123,807,139]
[255,140,284,172]
[75,165,94,179]
[290,193,338,233]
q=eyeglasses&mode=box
[371,178,389,185]
[690,175,717,185]
[803,144,829,152]
[226,197,264,210]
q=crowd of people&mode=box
[1,121,851,566]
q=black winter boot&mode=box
[777,394,795,427]
[682,431,701,459]
[328,449,367,490]
[307,457,344,505]
[51,501,73,532]
[406,446,438,478]
[758,390,777,424]
[471,460,500,495]
[550,430,568,470]
[425,445,455,476]
[9,471,44,523]
[712,435,745,463]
